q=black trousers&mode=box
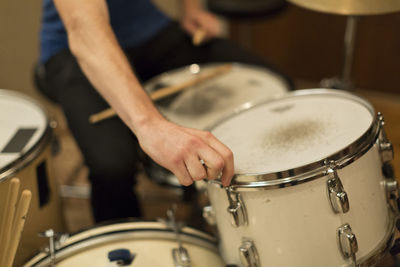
[40,21,292,223]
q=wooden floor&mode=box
[32,86,400,266]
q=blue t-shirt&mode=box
[39,0,170,63]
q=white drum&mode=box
[24,221,226,267]
[206,89,396,267]
[0,89,66,266]
[144,63,291,186]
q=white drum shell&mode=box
[208,143,391,267]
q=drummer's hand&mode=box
[181,4,222,42]
[136,118,233,187]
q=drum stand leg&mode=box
[320,16,358,90]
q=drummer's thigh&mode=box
[45,51,141,177]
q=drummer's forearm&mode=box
[54,0,164,133]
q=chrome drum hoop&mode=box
[0,89,53,182]
[208,89,381,191]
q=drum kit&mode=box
[6,68,398,267]
[2,1,400,266]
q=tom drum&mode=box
[206,89,396,267]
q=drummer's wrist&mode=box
[130,110,166,137]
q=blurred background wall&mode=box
[229,4,400,93]
[0,0,42,97]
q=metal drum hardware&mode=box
[326,161,350,214]
[226,188,248,227]
[385,179,398,195]
[337,224,358,265]
[378,113,394,163]
[239,238,260,267]
[38,229,68,267]
[166,208,191,267]
[172,247,190,267]
[202,206,216,226]
[384,179,399,210]
[39,229,56,267]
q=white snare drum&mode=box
[24,221,226,267]
[144,63,291,186]
[0,89,66,265]
[206,89,396,267]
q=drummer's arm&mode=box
[54,0,157,130]
[53,0,234,186]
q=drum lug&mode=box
[378,113,394,163]
[385,179,398,194]
[337,224,358,264]
[166,206,191,267]
[226,188,248,227]
[202,205,216,226]
[239,238,260,267]
[326,162,350,214]
[380,141,393,163]
[172,247,191,267]
[384,178,399,208]
[39,229,69,266]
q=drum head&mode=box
[0,90,48,178]
[211,89,374,175]
[145,63,289,130]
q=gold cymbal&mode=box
[288,0,400,15]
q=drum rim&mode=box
[24,220,219,266]
[0,89,52,182]
[207,88,381,190]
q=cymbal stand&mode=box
[321,16,358,90]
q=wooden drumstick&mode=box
[192,28,206,46]
[3,190,32,267]
[0,178,20,264]
[89,63,233,124]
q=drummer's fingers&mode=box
[171,162,194,186]
[200,132,234,186]
[180,128,234,186]
[198,146,225,181]
[184,154,207,181]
